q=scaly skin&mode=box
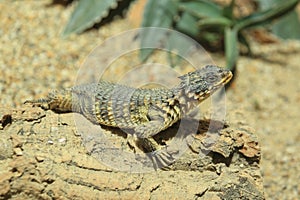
[25,65,232,166]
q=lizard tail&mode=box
[24,90,74,112]
[24,98,50,104]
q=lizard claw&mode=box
[149,147,179,169]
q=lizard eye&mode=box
[206,73,218,83]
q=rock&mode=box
[0,106,265,199]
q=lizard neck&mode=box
[171,86,204,115]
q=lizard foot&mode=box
[138,137,179,169]
[151,144,181,170]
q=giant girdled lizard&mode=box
[25,65,232,167]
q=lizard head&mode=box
[177,65,232,101]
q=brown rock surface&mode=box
[0,106,263,199]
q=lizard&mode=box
[25,65,232,167]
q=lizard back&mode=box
[70,82,182,130]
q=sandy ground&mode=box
[0,1,299,199]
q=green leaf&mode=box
[140,0,179,61]
[197,17,232,27]
[178,0,222,18]
[176,12,199,36]
[272,11,300,39]
[62,0,118,37]
[200,32,221,44]
[225,27,238,70]
[238,32,252,55]
[257,0,300,39]
[165,31,197,66]
[142,0,178,27]
[235,0,299,31]
[222,0,235,20]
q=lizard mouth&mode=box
[214,70,233,89]
[223,71,233,84]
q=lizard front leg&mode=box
[134,120,178,168]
